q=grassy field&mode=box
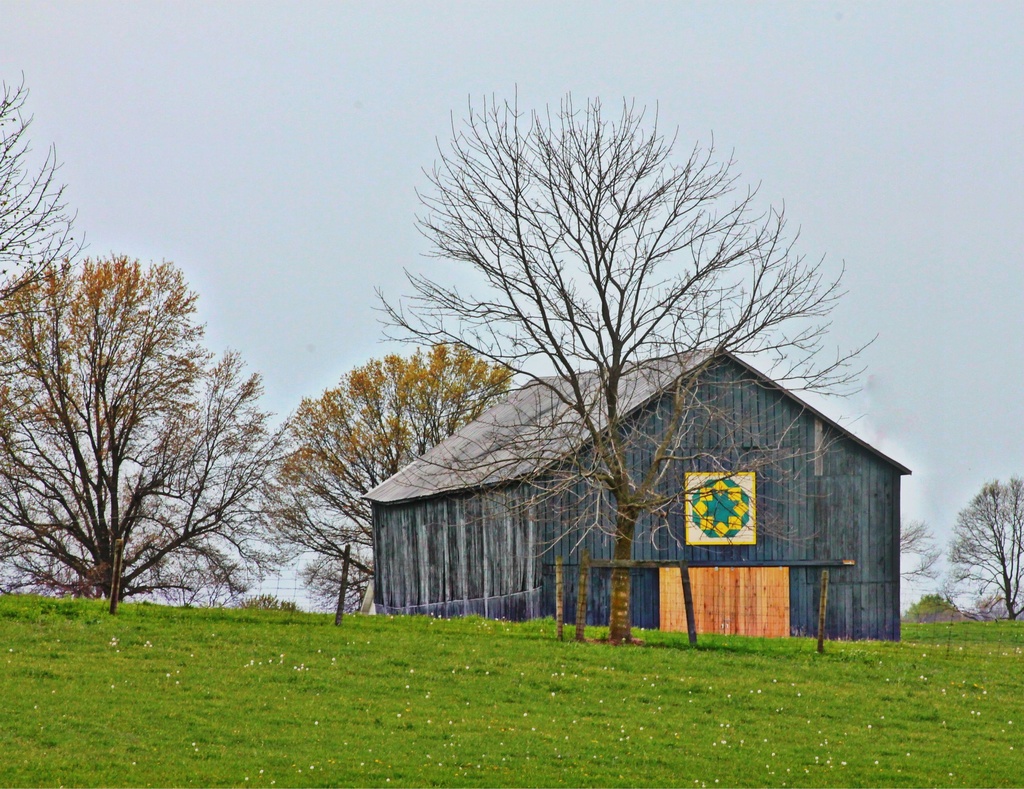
[1,595,1023,788]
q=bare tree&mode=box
[0,256,285,608]
[383,95,857,643]
[264,345,510,611]
[1,79,78,306]
[948,477,1024,620]
[900,518,941,582]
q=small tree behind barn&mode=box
[264,345,510,611]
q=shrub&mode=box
[904,593,962,623]
[239,594,298,612]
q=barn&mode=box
[365,352,910,641]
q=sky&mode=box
[2,1,1023,601]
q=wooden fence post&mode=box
[555,556,564,641]
[679,561,697,646]
[817,569,829,654]
[335,544,352,626]
[575,550,590,642]
[108,538,124,616]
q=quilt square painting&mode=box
[685,471,756,545]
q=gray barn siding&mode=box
[372,356,904,640]
[539,564,660,629]
[373,490,542,619]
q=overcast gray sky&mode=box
[3,2,1022,598]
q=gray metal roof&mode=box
[364,356,691,504]
[363,352,909,504]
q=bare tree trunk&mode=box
[1005,585,1019,621]
[608,519,635,643]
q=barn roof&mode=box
[364,352,910,505]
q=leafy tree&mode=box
[903,593,960,623]
[948,477,1024,620]
[1,79,78,306]
[900,518,941,581]
[384,95,856,642]
[265,345,510,611]
[0,256,285,609]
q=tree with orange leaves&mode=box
[0,256,285,608]
[265,345,510,610]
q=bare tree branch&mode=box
[900,517,941,582]
[948,477,1024,620]
[0,256,285,604]
[1,78,79,308]
[381,95,862,642]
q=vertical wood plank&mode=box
[662,566,789,638]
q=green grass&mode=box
[2,595,1023,787]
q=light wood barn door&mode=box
[660,566,790,638]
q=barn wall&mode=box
[373,488,542,620]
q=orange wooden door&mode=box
[660,566,790,638]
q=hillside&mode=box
[1,595,1022,787]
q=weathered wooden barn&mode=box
[366,353,910,641]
